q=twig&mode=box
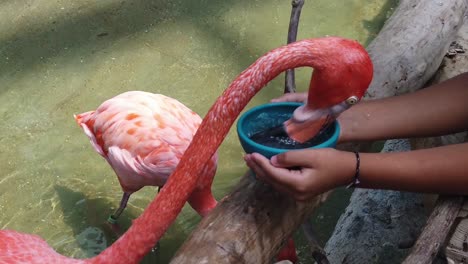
[402,196,465,264]
[284,0,305,94]
[284,2,330,263]
[302,221,330,264]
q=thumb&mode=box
[271,150,317,168]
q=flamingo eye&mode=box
[345,96,359,105]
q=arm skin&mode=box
[245,72,468,199]
[338,72,468,143]
[357,143,468,195]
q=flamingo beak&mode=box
[284,99,353,143]
[284,115,331,143]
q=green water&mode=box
[0,0,398,262]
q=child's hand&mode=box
[271,92,308,103]
[244,149,356,201]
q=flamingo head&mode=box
[285,37,373,143]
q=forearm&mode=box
[354,142,468,194]
[338,72,468,143]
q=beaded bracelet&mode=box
[346,151,361,188]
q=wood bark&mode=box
[170,172,330,263]
[171,0,467,263]
[402,196,465,264]
[364,0,467,100]
[445,200,468,264]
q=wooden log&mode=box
[337,0,467,153]
[410,14,468,152]
[364,0,467,100]
[171,0,467,263]
[170,172,330,263]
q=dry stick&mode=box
[284,0,304,94]
[284,1,330,263]
[402,196,465,263]
[302,221,330,264]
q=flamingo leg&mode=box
[108,192,131,224]
[276,238,298,263]
[106,192,160,252]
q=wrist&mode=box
[336,114,355,144]
[336,100,373,143]
[333,150,359,187]
[346,151,360,188]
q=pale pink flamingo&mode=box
[0,37,372,263]
[74,91,218,222]
[77,91,297,261]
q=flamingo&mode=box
[74,91,297,262]
[0,36,372,263]
[74,91,218,222]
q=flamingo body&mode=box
[75,91,217,193]
[0,37,372,263]
[0,230,85,263]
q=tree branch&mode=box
[284,0,305,94]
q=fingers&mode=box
[245,153,305,193]
[244,149,346,201]
[244,153,276,183]
[244,153,292,195]
[270,150,317,168]
[270,92,307,103]
[246,153,318,201]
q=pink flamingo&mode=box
[0,37,372,263]
[74,91,218,222]
[74,91,297,261]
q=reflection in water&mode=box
[76,227,107,257]
[0,0,398,263]
[53,185,116,257]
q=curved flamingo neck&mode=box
[90,37,347,263]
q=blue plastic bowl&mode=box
[236,102,340,158]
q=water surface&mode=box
[0,0,398,262]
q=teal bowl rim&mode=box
[236,102,341,154]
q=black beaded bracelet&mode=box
[346,151,361,188]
